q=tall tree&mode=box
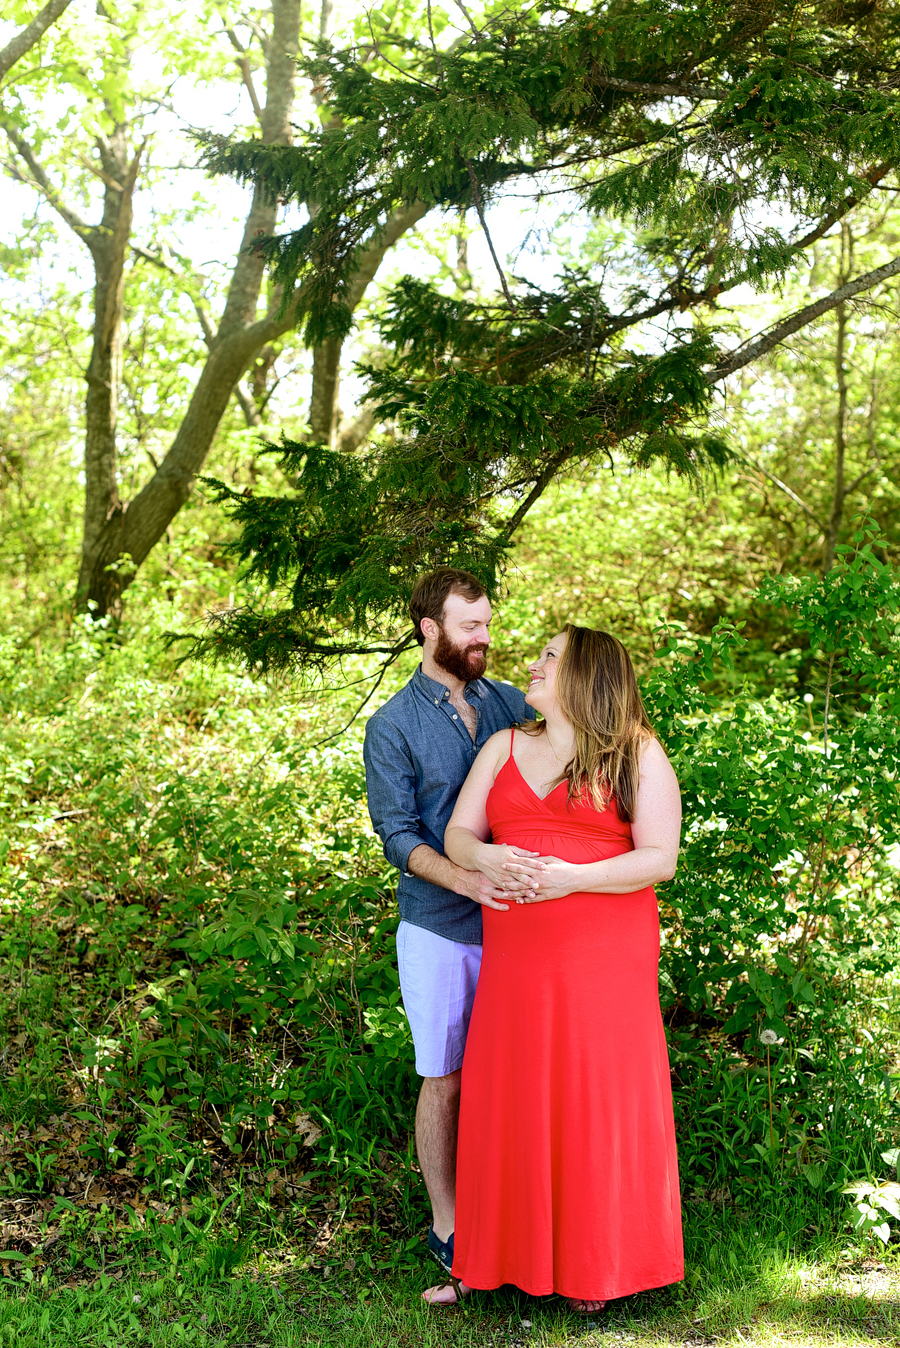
[188,0,900,675]
[1,0,429,616]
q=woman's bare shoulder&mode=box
[479,728,515,761]
[640,734,678,778]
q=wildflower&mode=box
[759,1029,779,1046]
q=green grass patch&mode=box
[0,1201,898,1347]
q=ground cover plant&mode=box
[1,524,899,1343]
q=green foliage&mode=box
[207,1,900,339]
[3,527,899,1241]
[196,0,900,672]
[647,529,900,1195]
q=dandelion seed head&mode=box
[759,1029,779,1045]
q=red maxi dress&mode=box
[452,734,683,1301]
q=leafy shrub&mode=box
[646,528,900,1197]
[1,531,898,1237]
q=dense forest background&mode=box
[1,1,900,1343]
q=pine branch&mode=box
[590,74,724,100]
[790,163,895,252]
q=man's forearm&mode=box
[406,843,476,899]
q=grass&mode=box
[1,1198,898,1347]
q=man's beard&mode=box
[433,626,488,683]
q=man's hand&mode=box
[407,842,530,911]
[458,867,535,912]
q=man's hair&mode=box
[409,568,487,646]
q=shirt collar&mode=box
[413,664,485,703]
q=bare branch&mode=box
[845,464,878,496]
[306,631,418,748]
[0,0,73,83]
[590,74,724,100]
[130,241,267,432]
[466,159,517,312]
[708,254,900,383]
[451,0,481,39]
[75,148,125,192]
[735,451,825,530]
[224,26,264,124]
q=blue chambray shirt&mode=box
[363,665,534,945]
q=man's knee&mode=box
[421,1068,462,1098]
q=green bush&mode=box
[1,532,898,1239]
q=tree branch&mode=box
[130,241,270,433]
[4,126,94,239]
[735,451,825,530]
[246,199,430,350]
[590,74,724,100]
[707,254,900,383]
[0,0,73,83]
[594,166,896,344]
[789,162,895,253]
[224,26,264,124]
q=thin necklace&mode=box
[545,729,573,763]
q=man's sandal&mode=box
[426,1225,454,1275]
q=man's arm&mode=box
[406,843,510,911]
[362,716,514,911]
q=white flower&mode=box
[759,1029,779,1046]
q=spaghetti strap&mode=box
[509,726,515,760]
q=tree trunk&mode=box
[309,339,342,445]
[306,201,428,451]
[2,0,429,617]
[80,193,430,612]
[76,128,142,606]
[823,225,852,574]
[77,0,303,616]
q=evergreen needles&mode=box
[187,0,900,674]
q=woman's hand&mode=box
[514,857,579,904]
[475,842,546,893]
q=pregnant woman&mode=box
[425,625,683,1312]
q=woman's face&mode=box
[525,632,567,715]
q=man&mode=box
[363,568,536,1275]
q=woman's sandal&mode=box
[566,1297,607,1314]
[422,1276,471,1307]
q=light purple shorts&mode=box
[396,920,483,1077]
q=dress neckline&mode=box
[506,753,568,806]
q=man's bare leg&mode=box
[416,1069,461,1242]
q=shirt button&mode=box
[434,699,439,704]
[452,714,458,720]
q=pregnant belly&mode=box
[484,827,659,975]
[493,826,634,867]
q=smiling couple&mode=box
[363,568,684,1312]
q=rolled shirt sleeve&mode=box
[363,715,426,874]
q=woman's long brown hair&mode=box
[520,624,653,821]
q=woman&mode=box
[425,625,683,1312]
